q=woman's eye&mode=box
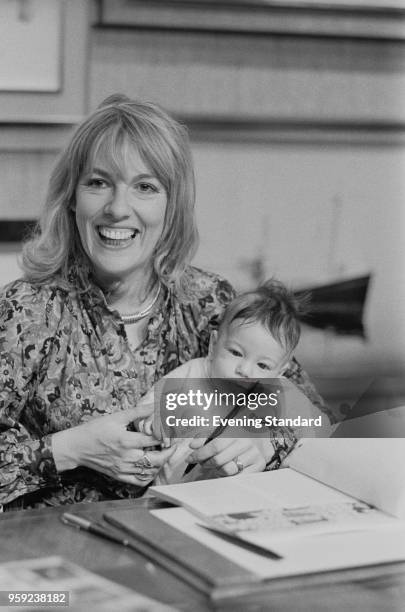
[86,178,108,189]
[136,182,158,194]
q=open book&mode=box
[148,438,405,582]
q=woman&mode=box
[0,95,326,510]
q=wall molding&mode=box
[97,0,405,41]
[0,122,78,151]
[1,117,405,152]
[184,117,405,146]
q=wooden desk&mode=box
[1,498,405,612]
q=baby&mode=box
[138,279,322,484]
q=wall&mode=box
[192,142,405,375]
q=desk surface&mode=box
[1,498,405,612]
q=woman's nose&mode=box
[104,185,131,217]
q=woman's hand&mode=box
[52,405,176,486]
[186,436,267,477]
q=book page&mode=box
[152,506,405,581]
[151,469,351,515]
[285,435,405,518]
[150,469,400,539]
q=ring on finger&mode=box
[142,451,153,469]
[134,453,153,469]
[234,458,244,474]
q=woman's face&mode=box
[75,142,167,286]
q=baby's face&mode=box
[209,320,288,382]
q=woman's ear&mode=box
[208,330,218,361]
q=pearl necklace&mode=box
[119,284,161,325]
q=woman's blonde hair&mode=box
[22,94,198,294]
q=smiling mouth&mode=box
[97,226,139,247]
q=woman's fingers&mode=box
[115,445,176,484]
[187,437,249,466]
[121,445,176,476]
[98,445,176,484]
[204,440,249,469]
[119,431,161,449]
[188,436,207,450]
[187,437,266,476]
[55,407,177,485]
[215,447,266,476]
[117,473,156,487]
[130,445,176,468]
[115,403,154,426]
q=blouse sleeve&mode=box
[283,357,335,422]
[0,283,61,506]
[264,358,335,470]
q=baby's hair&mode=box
[218,279,304,354]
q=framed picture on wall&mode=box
[0,0,62,93]
[0,0,89,122]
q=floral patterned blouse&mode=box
[0,264,329,510]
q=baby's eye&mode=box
[257,362,271,371]
[228,348,242,357]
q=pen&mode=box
[183,403,241,476]
[198,524,283,560]
[61,512,131,547]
